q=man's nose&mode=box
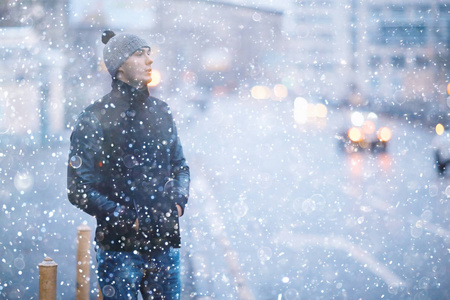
[145,53,153,65]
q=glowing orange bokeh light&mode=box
[348,127,363,142]
[349,153,363,176]
[273,84,288,99]
[378,153,392,172]
[436,123,445,135]
[362,120,376,134]
[148,69,161,87]
[251,85,271,100]
[377,127,392,142]
[315,103,328,118]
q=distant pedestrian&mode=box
[67,30,190,300]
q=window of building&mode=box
[313,62,334,71]
[370,76,380,90]
[295,1,314,8]
[391,6,405,19]
[371,6,383,20]
[318,32,333,40]
[391,55,405,69]
[379,23,427,46]
[369,55,382,69]
[416,55,429,69]
[439,4,450,14]
[415,5,431,20]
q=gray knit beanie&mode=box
[102,30,150,76]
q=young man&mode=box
[67,31,190,300]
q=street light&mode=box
[148,69,161,88]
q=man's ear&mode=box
[116,68,124,79]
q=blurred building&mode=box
[285,0,353,104]
[1,0,449,137]
[0,27,41,136]
[286,0,450,114]
[355,0,450,115]
[66,0,285,119]
[0,0,68,142]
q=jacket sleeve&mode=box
[169,119,190,216]
[67,111,136,224]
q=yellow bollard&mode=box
[39,257,57,300]
[76,224,91,300]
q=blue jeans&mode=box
[96,247,181,300]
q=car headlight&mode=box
[436,123,445,135]
[377,127,392,142]
[348,127,363,142]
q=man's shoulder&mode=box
[147,96,172,114]
[74,98,106,126]
[84,97,107,113]
[79,93,117,117]
[148,96,167,107]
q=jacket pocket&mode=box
[151,199,180,240]
[96,205,138,243]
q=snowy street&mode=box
[178,96,450,299]
[1,1,450,299]
[0,95,449,299]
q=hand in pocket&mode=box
[132,218,139,231]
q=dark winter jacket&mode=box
[67,79,190,252]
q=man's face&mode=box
[117,47,153,89]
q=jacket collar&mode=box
[110,79,149,107]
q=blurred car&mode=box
[337,111,392,153]
[432,123,450,175]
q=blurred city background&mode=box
[1,0,450,299]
